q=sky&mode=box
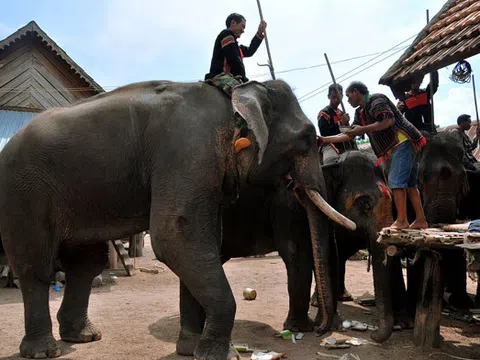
[1,0,479,132]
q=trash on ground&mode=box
[325,344,351,350]
[228,343,241,360]
[233,343,253,353]
[296,332,304,340]
[351,321,368,331]
[243,288,257,300]
[345,338,364,346]
[393,325,402,331]
[251,350,285,359]
[138,267,159,274]
[317,352,361,359]
[322,338,351,349]
[357,297,375,306]
[342,321,352,329]
[275,329,292,340]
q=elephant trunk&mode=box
[296,188,335,333]
[291,149,343,333]
[423,194,457,224]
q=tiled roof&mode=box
[0,21,104,93]
[379,0,480,86]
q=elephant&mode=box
[219,149,395,338]
[0,79,355,359]
[413,131,475,310]
[321,150,394,304]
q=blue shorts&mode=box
[388,141,419,189]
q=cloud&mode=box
[435,86,478,127]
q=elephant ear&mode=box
[231,82,271,164]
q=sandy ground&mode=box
[0,238,478,360]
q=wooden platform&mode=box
[376,222,479,348]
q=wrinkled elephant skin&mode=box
[0,80,353,359]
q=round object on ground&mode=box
[243,288,257,300]
[92,274,103,287]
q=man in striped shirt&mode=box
[318,81,428,229]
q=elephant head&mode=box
[230,80,356,332]
[322,150,393,238]
[418,132,467,224]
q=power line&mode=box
[299,46,408,103]
[248,47,409,78]
[297,34,417,102]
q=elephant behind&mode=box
[221,149,395,342]
[0,79,354,360]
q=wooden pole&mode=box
[472,74,479,126]
[256,0,276,79]
[427,10,436,133]
[324,53,346,113]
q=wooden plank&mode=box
[6,87,33,108]
[32,44,95,100]
[112,240,135,276]
[413,252,443,348]
[108,241,118,269]
[0,42,33,76]
[0,58,32,90]
[32,55,78,104]
[30,75,66,107]
[28,79,59,109]
[0,72,32,107]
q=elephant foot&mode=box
[370,318,393,343]
[448,292,475,310]
[338,290,354,302]
[20,335,61,359]
[194,337,230,360]
[310,291,319,307]
[59,318,102,343]
[283,316,314,332]
[176,330,201,356]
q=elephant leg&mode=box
[176,280,206,355]
[2,230,60,358]
[370,241,394,343]
[406,255,423,318]
[56,242,107,343]
[336,241,357,302]
[443,250,474,309]
[391,257,413,329]
[279,244,314,332]
[151,201,234,360]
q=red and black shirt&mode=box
[205,29,264,82]
[318,105,355,152]
[401,71,439,131]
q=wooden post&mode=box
[413,251,444,348]
[256,0,275,79]
[427,10,436,133]
[108,241,118,270]
[324,53,346,113]
[472,74,479,126]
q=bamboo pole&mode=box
[324,53,346,113]
[472,74,479,126]
[256,0,276,79]
[427,10,436,133]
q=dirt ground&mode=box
[0,237,478,360]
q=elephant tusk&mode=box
[305,189,357,231]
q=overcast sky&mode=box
[2,0,479,131]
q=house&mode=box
[0,20,104,151]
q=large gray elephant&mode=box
[0,80,355,359]
[219,150,392,338]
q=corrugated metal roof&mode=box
[0,110,37,151]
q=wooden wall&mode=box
[0,36,97,111]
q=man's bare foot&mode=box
[390,220,409,229]
[409,219,428,229]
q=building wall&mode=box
[0,36,95,111]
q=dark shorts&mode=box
[388,141,419,189]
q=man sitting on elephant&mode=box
[319,81,429,230]
[205,13,266,95]
[452,114,480,171]
[205,13,266,154]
